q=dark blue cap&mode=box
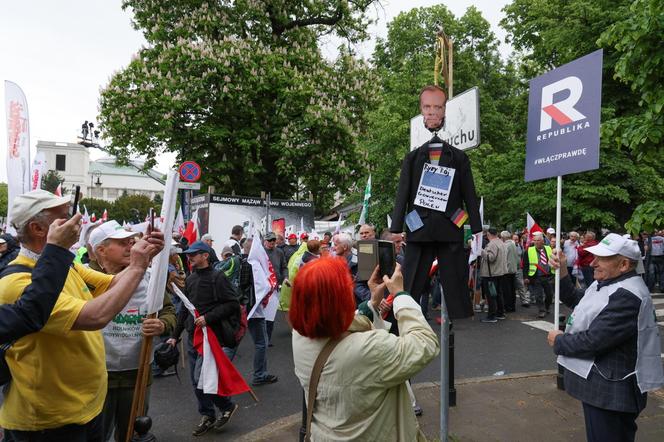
[182,240,212,255]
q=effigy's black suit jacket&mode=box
[390,138,482,240]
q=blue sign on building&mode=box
[525,49,603,182]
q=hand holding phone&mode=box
[148,208,155,234]
[69,185,81,218]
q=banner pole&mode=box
[440,282,449,442]
[554,175,562,330]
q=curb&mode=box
[236,370,559,441]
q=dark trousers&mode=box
[4,413,103,442]
[102,384,150,442]
[582,402,638,442]
[481,277,504,319]
[581,266,595,287]
[403,241,472,320]
[648,256,664,291]
[266,320,274,343]
[186,335,233,418]
[248,317,269,383]
[501,273,516,312]
[529,275,554,312]
[566,266,577,286]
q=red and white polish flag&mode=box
[170,283,250,397]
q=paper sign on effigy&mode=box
[413,164,455,212]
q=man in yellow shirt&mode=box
[0,190,163,441]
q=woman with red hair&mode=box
[290,258,439,441]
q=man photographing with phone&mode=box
[0,212,82,342]
[0,189,164,441]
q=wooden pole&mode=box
[125,312,157,442]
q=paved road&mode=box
[147,302,574,441]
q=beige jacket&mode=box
[292,296,439,441]
[480,237,508,277]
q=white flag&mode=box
[30,151,46,191]
[5,81,31,234]
[358,174,372,226]
[469,197,484,263]
[173,206,185,234]
[144,171,180,314]
[247,229,277,320]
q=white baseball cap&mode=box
[10,190,71,229]
[89,220,139,251]
[585,233,641,261]
[546,227,556,234]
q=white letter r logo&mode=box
[540,76,586,131]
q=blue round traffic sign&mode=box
[179,161,201,183]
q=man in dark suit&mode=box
[390,85,482,319]
[548,234,664,442]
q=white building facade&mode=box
[36,141,164,202]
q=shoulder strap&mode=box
[305,336,345,442]
[0,264,33,279]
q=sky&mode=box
[0,0,511,183]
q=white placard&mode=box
[178,181,201,190]
[413,164,456,212]
[410,87,480,151]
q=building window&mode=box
[106,188,118,199]
[91,187,104,199]
[55,154,66,171]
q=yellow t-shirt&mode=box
[0,254,114,430]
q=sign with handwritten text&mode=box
[414,164,456,212]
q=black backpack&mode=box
[0,264,33,386]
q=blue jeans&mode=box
[648,256,664,291]
[186,335,233,418]
[248,318,269,382]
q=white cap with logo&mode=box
[9,190,71,229]
[585,233,642,261]
[89,220,139,251]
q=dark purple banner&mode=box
[525,49,603,182]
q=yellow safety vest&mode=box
[527,245,555,276]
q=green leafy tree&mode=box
[112,194,160,224]
[598,0,664,232]
[41,170,65,194]
[0,183,7,218]
[98,0,380,215]
[491,0,664,231]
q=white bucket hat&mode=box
[10,190,71,229]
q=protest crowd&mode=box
[0,186,662,441]
[0,86,662,442]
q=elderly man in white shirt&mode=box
[563,231,580,285]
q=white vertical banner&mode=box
[30,151,46,191]
[5,81,31,234]
[469,197,484,263]
[145,170,180,314]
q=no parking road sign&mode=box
[179,161,201,183]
